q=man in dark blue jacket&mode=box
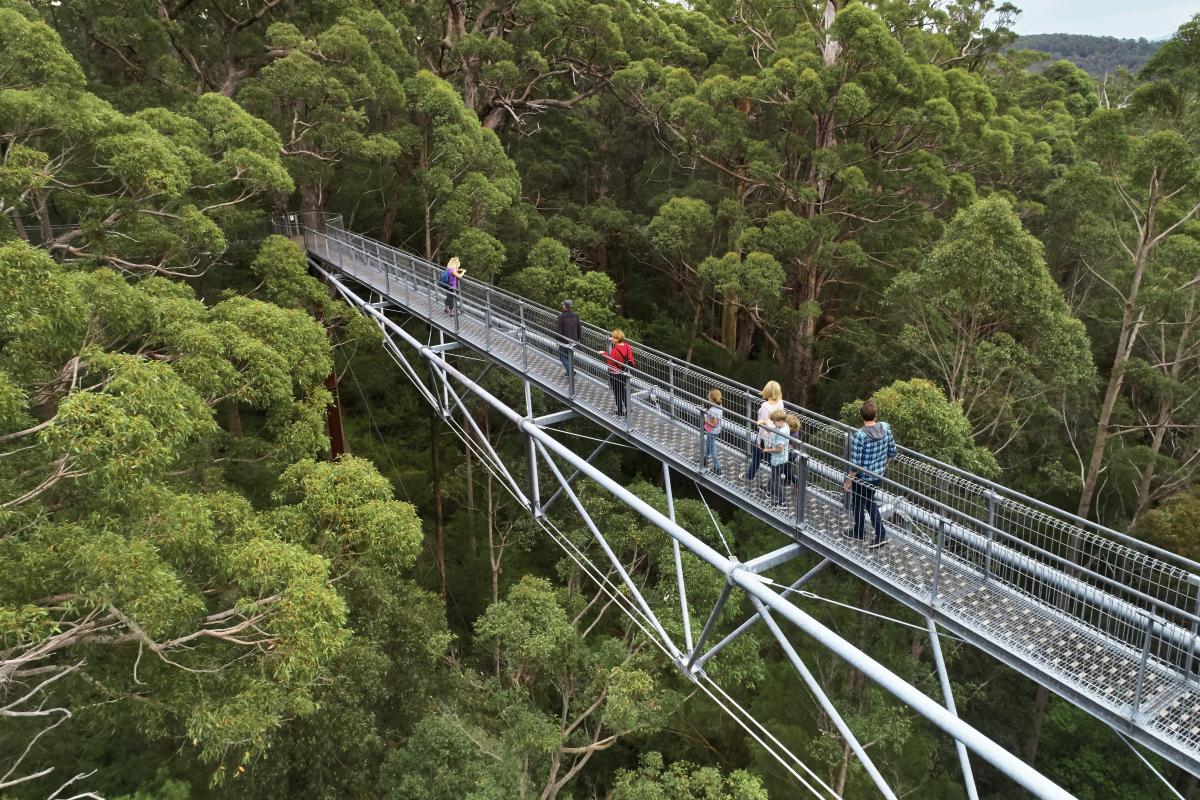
[554,299,581,378]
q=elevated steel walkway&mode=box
[281,213,1200,778]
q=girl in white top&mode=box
[746,380,784,481]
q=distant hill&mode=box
[1013,34,1163,76]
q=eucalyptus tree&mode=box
[1071,16,1200,522]
[615,1,1019,403]
[887,196,1093,459]
[380,480,765,799]
[1,2,293,275]
[0,234,429,795]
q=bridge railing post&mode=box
[984,491,998,584]
[744,390,754,476]
[519,305,528,373]
[484,288,492,351]
[453,280,461,335]
[1187,579,1200,685]
[796,453,809,526]
[931,518,946,604]
[1132,612,1154,716]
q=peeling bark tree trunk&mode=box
[721,293,738,353]
[298,182,324,213]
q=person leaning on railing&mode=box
[598,330,635,416]
[440,257,463,315]
[842,399,896,549]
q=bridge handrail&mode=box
[281,215,1200,645]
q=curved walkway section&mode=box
[281,213,1200,775]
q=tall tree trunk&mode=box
[834,740,852,797]
[10,210,29,241]
[1023,685,1051,765]
[324,369,347,457]
[423,188,434,260]
[430,409,447,600]
[1131,283,1198,525]
[721,293,738,353]
[736,308,755,359]
[35,193,52,244]
[1077,174,1160,520]
[299,182,323,213]
[463,408,475,511]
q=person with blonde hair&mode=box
[701,388,724,475]
[598,329,635,416]
[746,380,784,482]
[440,256,464,315]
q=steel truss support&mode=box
[524,381,542,517]
[533,440,682,661]
[314,262,1077,800]
[426,356,530,510]
[753,596,899,800]
[533,408,580,427]
[692,559,832,672]
[926,618,980,800]
[540,433,616,514]
[663,464,694,654]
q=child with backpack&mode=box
[598,329,635,416]
[701,388,723,475]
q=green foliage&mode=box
[888,196,1094,456]
[840,379,1000,477]
[612,752,768,800]
[5,2,1200,799]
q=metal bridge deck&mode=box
[295,220,1200,776]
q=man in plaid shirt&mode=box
[842,400,896,547]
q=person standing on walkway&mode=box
[746,380,784,482]
[599,329,634,416]
[764,408,791,506]
[554,299,581,378]
[441,257,463,315]
[701,389,724,475]
[842,399,896,548]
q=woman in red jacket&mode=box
[598,329,635,416]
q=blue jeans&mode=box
[747,441,765,480]
[851,479,886,543]
[702,432,720,472]
[558,345,575,376]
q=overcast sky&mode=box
[1010,0,1195,39]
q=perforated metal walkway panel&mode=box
[281,213,1200,778]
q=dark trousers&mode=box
[747,441,765,480]
[608,371,628,413]
[444,288,457,313]
[558,345,575,376]
[769,461,788,505]
[851,479,886,543]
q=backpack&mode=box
[438,268,453,287]
[611,342,633,371]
